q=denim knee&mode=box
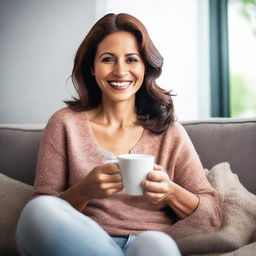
[126,231,181,256]
[16,196,125,256]
[16,196,67,249]
[17,196,65,227]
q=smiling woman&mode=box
[66,13,175,134]
[15,13,222,256]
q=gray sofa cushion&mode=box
[183,119,256,194]
[0,125,44,185]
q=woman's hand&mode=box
[77,163,123,201]
[141,164,174,204]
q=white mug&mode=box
[106,154,155,195]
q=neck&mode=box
[89,99,137,128]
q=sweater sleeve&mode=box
[32,112,68,198]
[169,123,222,239]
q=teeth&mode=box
[109,81,131,87]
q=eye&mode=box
[101,57,114,63]
[127,57,138,63]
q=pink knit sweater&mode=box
[33,107,222,239]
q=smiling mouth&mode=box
[108,81,133,90]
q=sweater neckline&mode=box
[84,111,147,156]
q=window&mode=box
[228,0,256,118]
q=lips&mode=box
[108,81,133,90]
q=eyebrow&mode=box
[99,52,141,58]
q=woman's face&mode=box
[93,31,145,104]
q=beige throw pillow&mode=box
[0,174,33,255]
[176,162,256,256]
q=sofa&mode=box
[1,118,256,256]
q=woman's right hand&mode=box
[77,163,123,201]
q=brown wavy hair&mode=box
[65,13,175,134]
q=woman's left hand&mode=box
[141,164,174,204]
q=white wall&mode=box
[0,0,210,124]
[0,0,96,123]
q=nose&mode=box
[112,61,128,77]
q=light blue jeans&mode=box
[16,196,181,256]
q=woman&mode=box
[16,13,222,256]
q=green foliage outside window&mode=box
[230,74,256,117]
[229,0,256,117]
[236,0,256,35]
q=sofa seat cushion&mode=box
[0,173,33,256]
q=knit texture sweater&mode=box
[33,107,222,239]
